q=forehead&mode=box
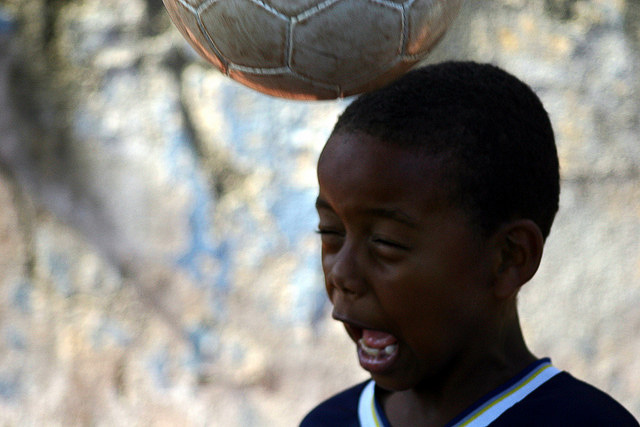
[317,132,450,215]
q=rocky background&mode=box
[0,0,639,425]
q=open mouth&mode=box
[359,330,399,357]
[342,321,401,374]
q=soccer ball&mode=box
[163,0,463,100]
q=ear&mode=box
[492,219,544,300]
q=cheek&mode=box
[374,264,469,328]
[373,268,431,327]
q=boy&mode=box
[301,62,638,426]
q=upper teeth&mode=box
[384,344,398,354]
[359,339,398,356]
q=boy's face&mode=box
[316,131,500,392]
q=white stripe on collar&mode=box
[453,362,560,426]
[358,380,382,427]
[357,361,561,427]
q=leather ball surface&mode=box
[163,0,463,100]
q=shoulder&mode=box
[299,381,369,427]
[493,372,639,426]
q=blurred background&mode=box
[0,0,639,424]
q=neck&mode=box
[382,309,536,426]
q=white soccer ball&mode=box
[162,0,463,100]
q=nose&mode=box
[324,239,367,298]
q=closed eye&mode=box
[316,228,344,250]
[315,228,346,241]
[315,228,343,236]
[371,236,410,251]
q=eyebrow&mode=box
[315,197,419,228]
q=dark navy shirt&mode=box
[301,360,638,426]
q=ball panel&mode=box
[291,0,403,86]
[405,0,463,57]
[200,0,289,68]
[162,0,226,71]
[264,0,331,17]
[228,68,340,100]
[179,0,203,8]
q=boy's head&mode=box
[329,61,559,239]
[316,62,559,392]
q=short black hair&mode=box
[331,61,560,239]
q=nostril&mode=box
[327,268,358,295]
[328,275,364,298]
[323,240,367,296]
